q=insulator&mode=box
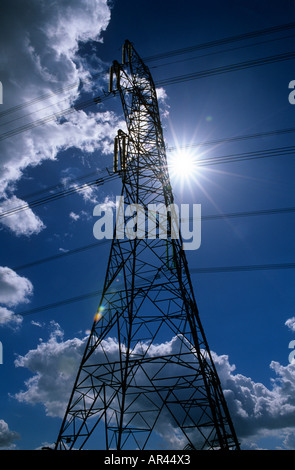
[120,134,127,171]
[123,40,132,64]
[113,137,118,173]
[116,68,120,90]
[122,136,126,170]
[116,130,127,172]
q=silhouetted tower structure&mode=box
[55,40,240,451]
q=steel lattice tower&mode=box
[55,40,240,451]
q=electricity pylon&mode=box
[55,40,240,451]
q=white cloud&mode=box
[0,306,22,328]
[98,195,117,211]
[0,419,20,449]
[69,211,80,221]
[282,430,295,449]
[156,87,170,120]
[212,352,295,446]
[58,247,69,253]
[156,87,168,102]
[0,266,33,307]
[0,266,33,327]
[14,322,86,418]
[31,320,43,328]
[12,323,295,449]
[0,0,122,235]
[63,179,100,205]
[77,183,99,204]
[285,317,295,332]
[0,195,45,236]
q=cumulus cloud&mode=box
[0,306,22,328]
[14,321,86,417]
[0,266,33,327]
[0,419,20,449]
[12,322,295,449]
[0,195,45,236]
[0,266,33,306]
[13,326,179,421]
[282,430,295,449]
[0,0,123,236]
[212,352,295,447]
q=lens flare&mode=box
[94,305,105,322]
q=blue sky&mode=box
[0,0,295,450]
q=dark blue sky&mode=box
[0,0,295,450]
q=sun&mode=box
[168,149,199,182]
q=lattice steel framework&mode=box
[55,40,240,451]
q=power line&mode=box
[143,22,295,62]
[0,172,118,219]
[2,31,292,135]
[202,206,295,221]
[0,71,107,120]
[7,122,295,209]
[1,50,294,142]
[149,34,295,71]
[17,166,111,202]
[1,21,292,122]
[167,126,295,151]
[13,240,110,271]
[0,94,76,129]
[1,144,294,220]
[190,262,295,274]
[17,289,102,317]
[12,205,295,273]
[156,51,295,87]
[11,124,295,203]
[16,261,295,317]
[0,92,113,142]
[1,123,293,219]
[195,145,295,167]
